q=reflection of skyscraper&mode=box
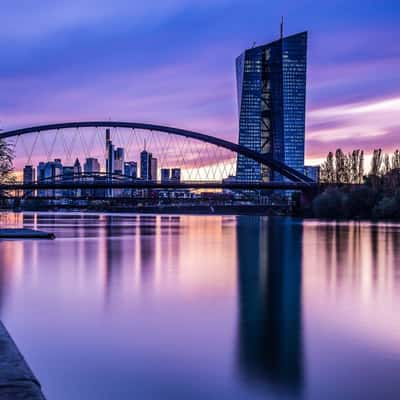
[139,215,157,287]
[236,217,303,393]
[236,31,307,182]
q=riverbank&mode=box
[0,321,45,399]
[4,204,291,216]
[0,228,55,239]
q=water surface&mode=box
[0,213,399,399]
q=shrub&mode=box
[312,188,345,219]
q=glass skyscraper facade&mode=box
[236,32,307,182]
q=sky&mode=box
[1,0,399,164]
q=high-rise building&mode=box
[236,31,307,182]
[161,168,170,183]
[124,161,137,178]
[150,157,158,181]
[114,148,124,175]
[171,168,181,182]
[41,159,63,197]
[140,150,151,181]
[37,162,46,197]
[23,165,35,197]
[106,129,115,175]
[62,166,75,197]
[73,158,82,175]
[84,158,100,174]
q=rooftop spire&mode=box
[280,16,284,39]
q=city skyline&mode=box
[1,1,399,166]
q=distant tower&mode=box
[140,150,152,181]
[23,165,35,197]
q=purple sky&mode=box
[1,0,399,163]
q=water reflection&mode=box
[139,215,157,287]
[1,214,400,399]
[236,217,303,395]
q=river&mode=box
[0,213,399,399]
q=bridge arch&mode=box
[0,121,312,183]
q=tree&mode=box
[312,188,345,219]
[358,150,364,183]
[370,148,383,176]
[320,151,335,183]
[382,153,391,175]
[335,149,348,183]
[392,150,400,170]
[0,139,15,183]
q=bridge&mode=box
[0,121,314,201]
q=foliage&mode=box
[320,148,364,183]
[342,186,377,219]
[0,139,15,183]
[312,188,345,219]
[372,189,400,219]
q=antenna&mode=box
[280,16,284,39]
[252,41,257,48]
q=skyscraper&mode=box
[140,150,151,181]
[124,161,137,178]
[84,158,100,174]
[114,148,124,175]
[171,168,181,183]
[23,165,35,197]
[236,31,307,182]
[150,156,158,181]
[161,168,170,183]
[106,129,115,176]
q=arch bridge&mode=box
[0,121,313,195]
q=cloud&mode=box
[306,96,400,161]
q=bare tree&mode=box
[0,139,15,183]
[358,150,364,183]
[392,150,400,170]
[370,149,383,176]
[382,153,391,175]
[321,151,335,183]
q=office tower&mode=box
[161,168,170,183]
[114,148,124,175]
[171,168,181,182]
[62,166,75,197]
[236,31,307,182]
[304,165,320,183]
[23,165,35,197]
[42,159,63,197]
[150,157,158,181]
[73,158,82,175]
[124,161,137,178]
[106,129,115,176]
[37,162,46,197]
[73,159,82,197]
[140,150,152,181]
[84,158,101,174]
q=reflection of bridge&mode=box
[0,121,313,185]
